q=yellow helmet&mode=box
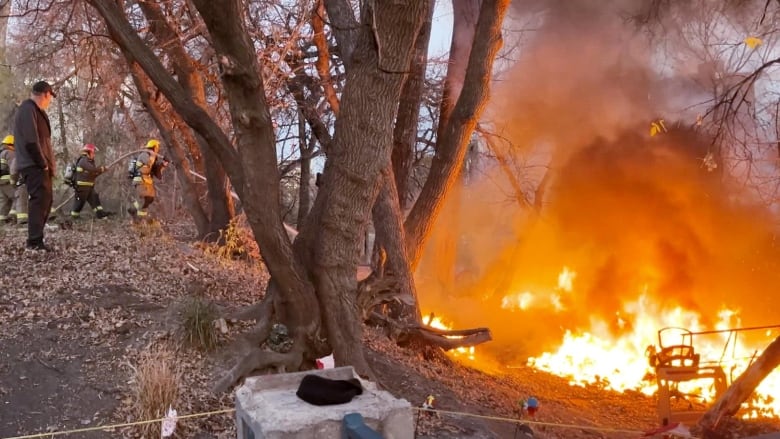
[2,135,13,145]
[145,139,160,149]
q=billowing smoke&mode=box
[415,0,780,364]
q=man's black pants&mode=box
[20,166,52,246]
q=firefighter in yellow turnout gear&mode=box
[70,143,110,219]
[0,135,16,222]
[128,139,168,218]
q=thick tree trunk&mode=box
[404,0,510,270]
[187,0,321,346]
[699,336,780,431]
[295,0,429,375]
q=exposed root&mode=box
[225,297,272,323]
[213,347,304,394]
[357,275,414,320]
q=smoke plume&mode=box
[416,0,780,364]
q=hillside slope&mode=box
[0,218,777,438]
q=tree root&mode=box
[213,347,304,394]
[356,275,414,320]
[224,298,272,322]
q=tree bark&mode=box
[187,0,321,345]
[699,336,780,431]
[440,0,482,126]
[371,167,420,321]
[391,1,434,210]
[294,0,429,375]
[323,0,359,68]
[296,110,313,227]
[312,0,340,115]
[404,0,510,270]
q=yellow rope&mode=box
[0,408,236,439]
[412,407,658,436]
[2,404,687,438]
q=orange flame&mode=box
[507,267,780,417]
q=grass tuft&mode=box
[128,343,181,438]
[181,295,218,351]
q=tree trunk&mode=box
[699,336,780,431]
[187,0,322,346]
[297,110,313,227]
[439,0,482,126]
[371,167,420,321]
[323,0,359,69]
[404,0,510,270]
[312,0,340,115]
[391,1,434,210]
[294,0,430,375]
[203,145,234,239]
[88,0,319,352]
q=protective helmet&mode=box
[146,139,160,149]
[82,143,97,153]
[2,135,13,145]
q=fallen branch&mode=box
[398,325,493,351]
[369,311,493,351]
[699,335,780,431]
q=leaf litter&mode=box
[1,219,779,438]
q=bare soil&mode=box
[1,218,778,439]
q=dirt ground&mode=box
[1,218,779,439]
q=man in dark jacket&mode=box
[13,81,55,251]
[70,143,110,219]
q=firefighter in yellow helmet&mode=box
[0,135,16,222]
[128,139,168,218]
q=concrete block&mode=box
[236,366,413,439]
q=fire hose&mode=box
[51,154,301,239]
[52,149,149,212]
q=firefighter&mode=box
[0,134,15,222]
[70,143,110,219]
[10,148,27,225]
[128,139,168,218]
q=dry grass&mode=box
[128,343,181,438]
[180,295,218,351]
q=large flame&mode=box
[521,267,780,417]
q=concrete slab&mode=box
[236,366,413,439]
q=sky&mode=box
[429,1,454,57]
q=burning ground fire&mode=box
[424,266,780,418]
